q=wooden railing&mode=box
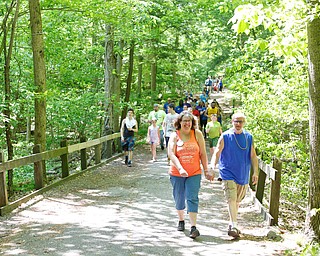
[0,133,121,215]
[250,156,282,226]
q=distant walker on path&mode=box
[120,108,138,167]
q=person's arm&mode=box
[146,127,150,143]
[195,129,211,180]
[210,135,224,168]
[162,116,167,136]
[120,119,125,141]
[251,142,259,185]
[205,123,210,134]
[132,121,138,133]
[168,132,188,177]
[157,127,160,144]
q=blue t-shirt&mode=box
[200,94,207,102]
[219,129,253,185]
[175,105,183,114]
[198,107,207,120]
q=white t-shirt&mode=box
[163,113,179,137]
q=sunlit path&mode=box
[0,90,299,255]
[0,142,299,255]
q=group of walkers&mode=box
[119,89,259,240]
[204,75,224,95]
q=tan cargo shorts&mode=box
[222,180,248,203]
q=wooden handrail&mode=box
[251,156,282,226]
[0,132,121,210]
[0,148,67,173]
[0,133,120,173]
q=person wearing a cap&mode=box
[148,103,166,150]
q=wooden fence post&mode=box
[80,136,87,170]
[254,150,266,204]
[95,144,102,165]
[269,158,282,225]
[33,144,44,190]
[0,151,8,207]
[256,168,266,204]
[60,140,69,178]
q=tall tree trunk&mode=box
[29,0,47,183]
[113,39,123,152]
[103,24,116,158]
[104,24,115,129]
[151,56,157,92]
[121,41,135,122]
[0,1,15,56]
[137,55,143,98]
[3,0,19,196]
[305,1,320,241]
[172,33,179,92]
[114,39,123,131]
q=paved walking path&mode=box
[0,145,299,256]
[0,90,300,255]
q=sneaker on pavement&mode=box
[228,225,240,238]
[177,220,185,231]
[189,226,200,239]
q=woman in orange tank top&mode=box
[168,111,213,239]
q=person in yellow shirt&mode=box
[205,114,222,156]
[207,101,220,116]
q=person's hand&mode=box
[252,174,258,185]
[205,166,215,181]
[179,168,188,177]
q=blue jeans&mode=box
[170,174,201,213]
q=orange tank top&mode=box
[170,130,201,177]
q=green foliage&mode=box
[298,242,320,256]
[12,165,35,194]
[47,88,105,147]
[224,0,310,212]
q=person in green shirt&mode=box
[205,114,222,156]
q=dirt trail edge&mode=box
[0,144,300,256]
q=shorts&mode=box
[209,137,219,148]
[121,136,135,151]
[222,180,248,203]
[170,174,201,213]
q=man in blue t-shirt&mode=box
[210,112,258,238]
